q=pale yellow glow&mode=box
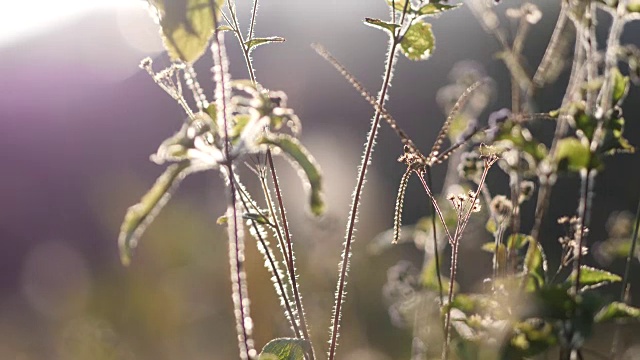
[0,0,145,47]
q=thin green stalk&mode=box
[235,178,302,338]
[212,30,256,359]
[222,2,314,356]
[572,169,594,296]
[267,151,316,360]
[328,22,405,360]
[426,167,444,304]
[442,156,496,360]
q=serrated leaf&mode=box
[568,266,621,290]
[245,36,286,51]
[364,18,400,35]
[118,162,191,266]
[150,0,222,63]
[611,67,630,105]
[595,302,640,322]
[258,134,325,216]
[400,21,435,61]
[555,138,592,172]
[258,338,310,360]
[416,3,462,16]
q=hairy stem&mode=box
[426,167,444,304]
[328,36,402,360]
[213,30,256,359]
[267,151,316,360]
[235,177,301,338]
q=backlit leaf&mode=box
[595,302,640,322]
[150,0,222,63]
[416,3,462,16]
[119,162,191,265]
[568,266,621,290]
[400,21,435,61]
[611,67,630,105]
[258,338,309,360]
[245,36,286,51]
[364,18,400,35]
[555,138,592,172]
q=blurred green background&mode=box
[1,1,640,359]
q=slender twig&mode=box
[442,156,496,360]
[212,30,256,359]
[221,3,315,357]
[572,169,594,296]
[426,167,444,304]
[531,1,569,89]
[267,152,316,360]
[417,174,455,245]
[234,177,302,338]
[327,5,409,356]
[248,0,259,40]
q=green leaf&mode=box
[245,36,286,51]
[508,233,531,250]
[216,25,234,32]
[258,134,325,216]
[481,243,507,270]
[555,137,593,172]
[611,67,630,105]
[595,302,640,323]
[416,3,462,16]
[118,162,191,266]
[524,241,548,291]
[629,0,640,12]
[243,212,271,225]
[485,218,497,234]
[364,18,400,35]
[400,21,435,61]
[150,0,222,63]
[258,338,310,360]
[568,266,621,290]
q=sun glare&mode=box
[0,0,145,47]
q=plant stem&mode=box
[213,30,256,359]
[572,169,594,296]
[267,151,316,360]
[426,167,444,304]
[328,34,402,360]
[235,178,302,338]
[442,157,496,360]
